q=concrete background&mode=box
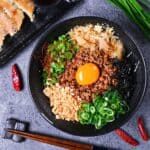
[0,0,150,149]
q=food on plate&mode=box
[0,0,35,48]
[8,0,35,21]
[0,7,18,36]
[0,0,24,31]
[42,24,131,129]
[0,24,7,46]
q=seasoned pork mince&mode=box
[59,48,117,102]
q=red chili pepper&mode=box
[138,116,148,141]
[115,129,139,146]
[12,64,22,91]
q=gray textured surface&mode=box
[0,0,150,150]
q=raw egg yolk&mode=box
[75,63,100,85]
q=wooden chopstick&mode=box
[7,129,93,150]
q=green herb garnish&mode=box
[43,34,79,86]
[78,89,129,129]
[108,0,150,40]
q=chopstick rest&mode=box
[2,118,28,142]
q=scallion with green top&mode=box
[108,0,150,40]
[78,89,129,129]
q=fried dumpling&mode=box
[6,0,35,21]
[0,7,17,36]
[0,24,7,47]
[0,0,24,30]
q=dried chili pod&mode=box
[12,64,22,91]
[138,116,149,141]
[115,129,139,146]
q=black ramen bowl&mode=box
[28,16,147,136]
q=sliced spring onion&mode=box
[90,106,96,114]
[95,116,102,129]
[78,89,129,129]
[43,34,79,86]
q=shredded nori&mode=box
[113,51,136,101]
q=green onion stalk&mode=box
[108,0,150,40]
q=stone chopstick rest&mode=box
[2,118,28,142]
